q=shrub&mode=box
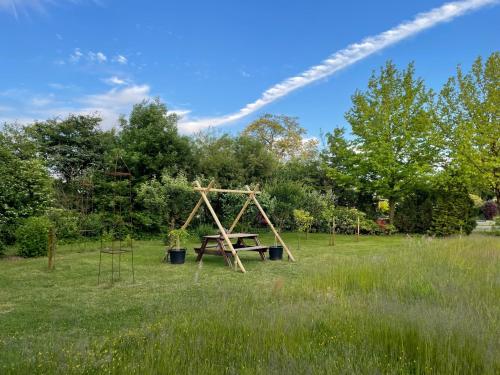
[0,238,5,255]
[482,201,497,220]
[293,209,314,238]
[15,216,52,257]
[394,189,434,234]
[46,208,80,240]
[192,223,217,240]
[79,213,103,238]
[429,186,476,236]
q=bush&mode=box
[429,185,476,236]
[395,189,434,234]
[0,238,5,255]
[332,207,379,234]
[192,223,217,241]
[482,201,497,220]
[15,216,52,257]
[79,213,103,238]
[46,208,80,240]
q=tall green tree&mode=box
[194,133,277,187]
[0,131,53,243]
[119,99,196,181]
[28,114,108,183]
[437,52,500,202]
[345,61,439,222]
[243,114,318,160]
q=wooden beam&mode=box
[251,194,296,262]
[228,185,258,233]
[194,187,261,195]
[181,180,214,230]
[194,182,246,273]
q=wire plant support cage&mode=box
[98,155,135,285]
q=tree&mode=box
[119,99,196,182]
[243,114,318,160]
[0,132,53,244]
[293,209,314,249]
[437,52,500,202]
[345,61,439,223]
[194,133,277,187]
[28,114,108,183]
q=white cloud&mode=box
[88,51,107,63]
[103,76,127,86]
[69,48,84,63]
[113,55,128,64]
[179,0,498,133]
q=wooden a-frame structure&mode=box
[181,181,295,273]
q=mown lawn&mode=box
[0,233,499,374]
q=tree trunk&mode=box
[389,200,396,224]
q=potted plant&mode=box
[268,235,283,260]
[166,228,189,264]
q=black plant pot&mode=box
[269,246,283,260]
[168,249,186,264]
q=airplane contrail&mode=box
[179,0,497,133]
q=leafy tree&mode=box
[437,52,500,202]
[0,133,53,244]
[293,209,314,247]
[194,133,277,187]
[137,172,196,232]
[265,180,306,231]
[322,127,360,203]
[28,114,108,183]
[119,99,196,182]
[345,61,439,223]
[243,114,318,160]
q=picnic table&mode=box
[194,233,268,267]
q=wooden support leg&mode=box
[195,181,246,273]
[196,238,208,262]
[250,194,295,262]
[181,180,215,230]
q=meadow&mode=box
[0,233,499,374]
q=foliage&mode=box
[265,180,306,231]
[137,171,196,231]
[27,114,108,184]
[394,189,434,234]
[243,114,318,160]
[15,216,52,257]
[78,213,103,237]
[194,133,277,187]
[293,209,314,236]
[437,52,500,203]
[119,99,196,181]
[429,181,476,236]
[0,136,53,244]
[191,224,217,240]
[330,207,381,235]
[344,61,439,223]
[46,208,80,240]
[167,228,189,250]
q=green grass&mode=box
[0,233,499,374]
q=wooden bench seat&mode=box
[194,245,268,256]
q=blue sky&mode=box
[0,0,498,137]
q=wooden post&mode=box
[357,215,360,241]
[48,227,56,270]
[250,194,295,262]
[195,181,246,273]
[228,185,258,233]
[181,180,215,230]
